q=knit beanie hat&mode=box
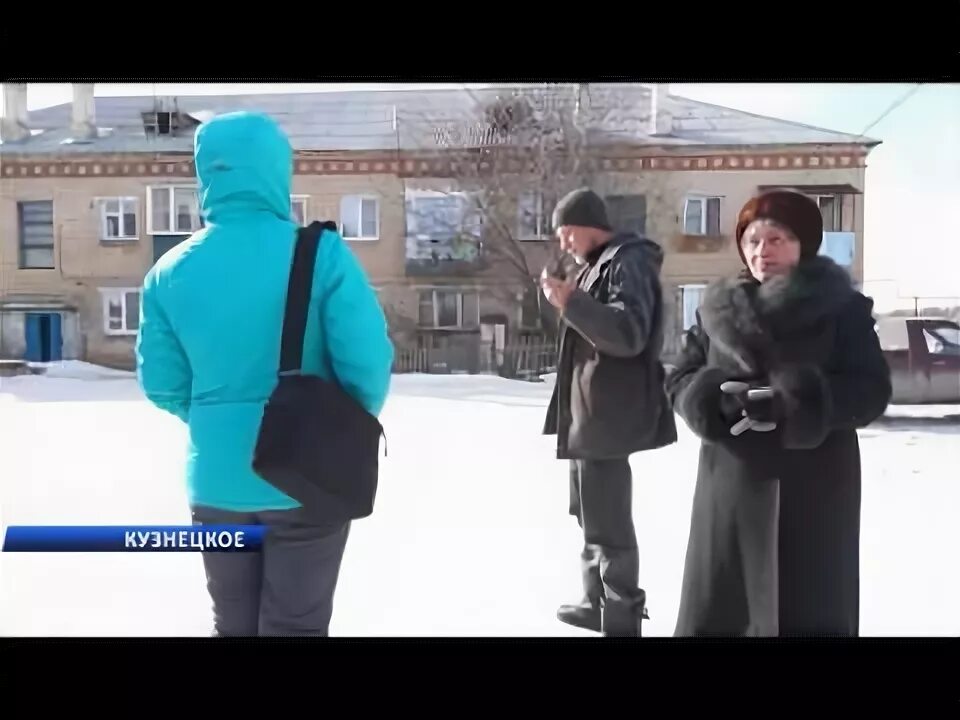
[551,188,612,232]
[735,190,823,265]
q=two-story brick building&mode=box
[0,83,878,371]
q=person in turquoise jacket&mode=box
[136,110,393,636]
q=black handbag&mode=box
[252,221,386,522]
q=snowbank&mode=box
[29,361,135,380]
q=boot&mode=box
[557,543,604,632]
[557,599,601,633]
[601,590,649,638]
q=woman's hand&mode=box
[720,381,782,435]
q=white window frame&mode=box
[419,289,480,329]
[340,194,380,241]
[815,194,843,232]
[100,287,141,336]
[290,195,309,225]
[680,284,707,332]
[18,200,56,270]
[683,195,722,236]
[97,197,139,241]
[517,190,549,241]
[147,185,202,236]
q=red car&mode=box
[877,317,960,404]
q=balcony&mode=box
[819,231,855,269]
[670,233,727,253]
[404,189,486,277]
[405,234,485,277]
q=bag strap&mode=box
[279,221,333,375]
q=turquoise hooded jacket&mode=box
[136,111,394,511]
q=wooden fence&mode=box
[393,338,557,380]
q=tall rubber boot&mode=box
[601,589,648,637]
[557,545,603,632]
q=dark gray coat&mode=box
[666,257,892,636]
[544,234,677,460]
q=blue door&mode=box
[25,314,42,362]
[24,313,63,362]
[48,313,63,361]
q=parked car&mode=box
[876,317,960,404]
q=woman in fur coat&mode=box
[667,190,892,636]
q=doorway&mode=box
[24,313,63,362]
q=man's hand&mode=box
[540,267,577,311]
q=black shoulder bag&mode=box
[252,221,385,522]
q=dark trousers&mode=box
[568,458,645,633]
[191,505,350,637]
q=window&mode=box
[153,236,186,264]
[340,195,379,240]
[606,194,647,236]
[18,201,55,269]
[406,191,482,243]
[147,186,202,235]
[436,291,460,327]
[813,193,858,232]
[100,288,141,336]
[680,285,706,331]
[418,292,434,327]
[290,196,308,225]
[923,327,960,356]
[683,196,721,236]
[98,197,138,241]
[816,195,842,232]
[517,190,551,240]
[519,286,542,328]
[418,290,480,329]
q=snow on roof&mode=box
[1,84,878,155]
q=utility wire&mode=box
[854,85,923,140]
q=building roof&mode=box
[0,84,880,156]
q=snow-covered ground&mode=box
[1,364,958,636]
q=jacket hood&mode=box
[194,111,292,224]
[610,232,664,271]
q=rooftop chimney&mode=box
[1,83,30,143]
[648,84,674,137]
[70,83,97,140]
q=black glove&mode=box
[719,381,782,436]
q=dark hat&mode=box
[552,188,612,232]
[735,190,823,264]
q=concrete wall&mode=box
[590,166,867,285]
[0,172,166,365]
[0,172,408,367]
[291,173,406,283]
[0,312,26,358]
[1,159,868,366]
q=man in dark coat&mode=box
[666,190,892,636]
[540,188,677,637]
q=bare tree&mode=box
[401,84,671,340]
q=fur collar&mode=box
[699,256,858,374]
